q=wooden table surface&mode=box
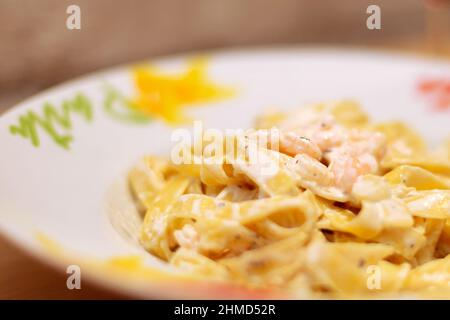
[0,37,449,299]
[0,234,123,299]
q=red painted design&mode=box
[417,78,450,112]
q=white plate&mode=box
[0,47,449,299]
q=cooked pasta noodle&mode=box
[129,101,450,298]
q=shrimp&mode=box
[248,129,322,160]
[251,109,387,198]
[282,113,346,151]
[286,151,376,201]
[285,123,386,198]
[325,130,386,192]
[278,132,322,159]
[328,150,377,193]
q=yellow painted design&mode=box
[35,233,212,283]
[131,58,234,124]
[34,234,283,298]
[35,232,64,255]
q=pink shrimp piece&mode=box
[278,132,323,160]
[328,151,376,193]
[326,132,385,193]
[248,129,323,160]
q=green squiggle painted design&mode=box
[9,93,92,149]
[103,85,152,124]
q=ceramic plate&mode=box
[0,48,449,299]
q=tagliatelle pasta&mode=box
[129,101,450,298]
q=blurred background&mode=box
[0,0,449,298]
[2,0,450,113]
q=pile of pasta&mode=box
[129,101,450,298]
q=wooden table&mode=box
[0,234,122,299]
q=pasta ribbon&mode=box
[131,101,450,298]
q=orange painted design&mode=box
[417,78,450,111]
